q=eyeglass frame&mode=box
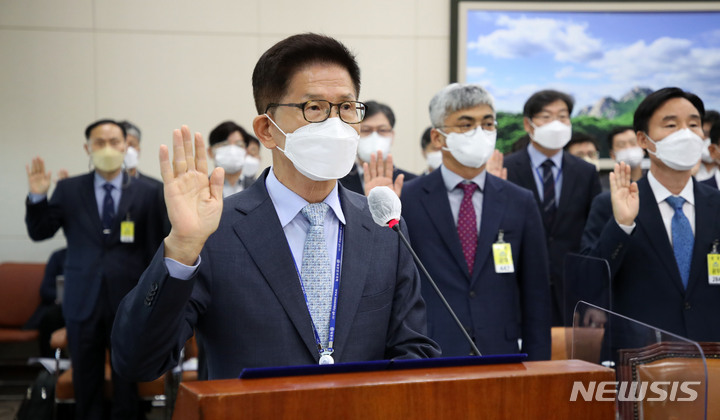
[435,120,498,137]
[264,100,367,124]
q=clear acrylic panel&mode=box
[572,301,709,420]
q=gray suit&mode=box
[111,168,440,381]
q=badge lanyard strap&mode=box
[295,222,344,357]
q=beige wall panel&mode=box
[94,33,261,180]
[0,30,95,263]
[94,1,259,34]
[0,0,93,28]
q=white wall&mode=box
[0,0,450,263]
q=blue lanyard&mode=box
[295,222,344,357]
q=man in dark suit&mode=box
[340,100,416,195]
[701,120,720,189]
[206,120,259,197]
[504,90,601,326]
[120,120,162,187]
[582,87,720,342]
[400,83,550,360]
[111,33,440,382]
[25,119,167,419]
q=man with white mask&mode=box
[504,89,601,326]
[339,100,416,195]
[608,126,646,182]
[25,119,167,419]
[401,83,551,360]
[111,33,440,381]
[693,110,719,181]
[701,121,720,189]
[582,87,720,342]
[206,120,259,197]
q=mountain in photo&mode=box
[576,86,653,120]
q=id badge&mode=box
[120,220,135,243]
[709,240,720,286]
[493,230,514,273]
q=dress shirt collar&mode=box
[265,167,346,228]
[93,171,123,191]
[528,142,563,170]
[647,170,694,206]
[440,164,486,192]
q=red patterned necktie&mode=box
[457,182,479,274]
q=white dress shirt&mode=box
[527,143,563,204]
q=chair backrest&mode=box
[0,262,45,327]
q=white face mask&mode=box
[439,128,497,169]
[243,155,260,177]
[426,150,442,170]
[645,128,704,171]
[123,146,139,169]
[91,146,125,172]
[530,120,572,150]
[213,144,246,174]
[614,146,644,168]
[267,116,360,181]
[701,138,714,163]
[357,132,392,163]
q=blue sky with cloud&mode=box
[465,11,720,113]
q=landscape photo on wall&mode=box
[458,4,720,156]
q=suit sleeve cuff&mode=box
[616,220,636,235]
[28,193,47,204]
[164,255,201,280]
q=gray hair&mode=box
[428,83,495,128]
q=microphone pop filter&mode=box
[367,186,402,227]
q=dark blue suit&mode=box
[505,149,601,325]
[111,169,440,381]
[582,177,720,341]
[25,172,167,419]
[701,175,718,189]
[400,169,551,360]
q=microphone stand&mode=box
[391,223,482,356]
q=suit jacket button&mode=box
[469,291,476,298]
[684,302,691,310]
[150,282,159,291]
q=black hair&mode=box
[710,121,720,145]
[564,132,597,151]
[633,87,705,134]
[606,126,634,150]
[118,120,141,141]
[364,100,395,128]
[252,33,361,115]
[420,126,432,150]
[208,121,256,147]
[704,110,720,126]
[523,89,574,118]
[84,119,126,140]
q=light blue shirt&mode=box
[93,172,123,216]
[527,143,563,205]
[440,165,485,233]
[165,168,346,280]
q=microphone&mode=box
[367,187,482,356]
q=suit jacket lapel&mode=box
[420,170,469,278]
[556,152,578,232]
[686,180,718,295]
[512,149,541,204]
[332,187,373,357]
[116,173,136,227]
[231,170,319,358]
[636,178,685,293]
[80,172,103,240]
[472,175,506,286]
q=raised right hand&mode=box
[26,157,51,195]
[161,126,225,265]
[609,162,639,227]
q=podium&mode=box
[173,360,613,419]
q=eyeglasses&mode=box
[265,100,366,124]
[436,121,497,137]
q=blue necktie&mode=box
[541,159,556,232]
[666,196,693,289]
[300,203,332,347]
[102,183,115,235]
